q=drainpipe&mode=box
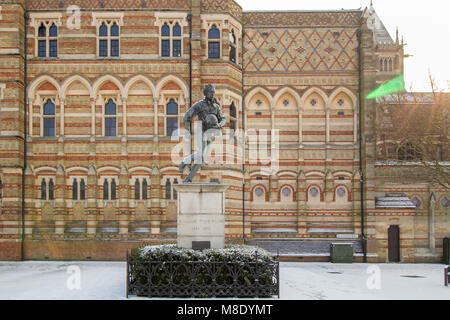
[187,14,193,154]
[21,12,29,261]
[242,29,246,244]
[357,28,367,263]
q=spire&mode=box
[396,27,399,44]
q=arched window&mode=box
[80,179,86,200]
[103,180,109,200]
[98,21,119,57]
[41,179,47,200]
[111,180,117,200]
[172,23,182,57]
[166,98,179,136]
[388,59,393,72]
[384,59,388,72]
[379,59,383,72]
[229,29,237,63]
[72,179,78,200]
[134,179,141,200]
[173,179,178,200]
[161,23,170,57]
[208,25,220,59]
[48,179,54,200]
[104,99,117,137]
[165,180,171,200]
[43,99,55,137]
[37,22,58,57]
[230,102,237,132]
[142,179,148,200]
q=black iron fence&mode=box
[126,250,280,298]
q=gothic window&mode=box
[134,179,140,200]
[142,179,148,200]
[229,29,237,63]
[230,102,237,132]
[48,179,54,200]
[36,21,58,57]
[72,179,78,200]
[103,180,109,200]
[380,58,383,72]
[98,21,120,57]
[111,180,117,200]
[43,99,55,137]
[160,21,182,57]
[388,59,393,72]
[80,179,86,200]
[173,179,178,200]
[165,98,179,136]
[165,179,171,200]
[208,25,221,59]
[41,179,47,200]
[72,179,86,201]
[104,99,117,137]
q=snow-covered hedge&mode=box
[128,245,277,297]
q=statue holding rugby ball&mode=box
[179,84,226,183]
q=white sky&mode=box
[238,0,450,92]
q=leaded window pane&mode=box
[49,24,57,37]
[80,180,85,201]
[38,40,46,57]
[99,23,108,37]
[44,100,55,115]
[103,180,109,200]
[166,99,178,115]
[43,118,55,137]
[48,179,54,200]
[161,24,170,37]
[110,39,119,57]
[38,24,46,37]
[41,180,47,200]
[135,180,140,200]
[161,39,170,57]
[166,118,178,137]
[142,180,148,200]
[111,23,119,37]
[111,180,116,200]
[99,39,108,57]
[208,42,220,59]
[208,25,220,39]
[173,40,181,57]
[105,118,116,137]
[49,40,58,57]
[173,23,181,37]
[72,179,78,200]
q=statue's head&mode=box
[203,84,215,100]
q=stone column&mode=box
[122,97,127,136]
[150,165,161,234]
[90,98,96,136]
[429,192,436,251]
[297,171,307,235]
[86,165,98,235]
[59,97,65,136]
[324,170,334,203]
[54,165,66,234]
[119,165,129,234]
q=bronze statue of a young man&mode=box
[179,84,226,183]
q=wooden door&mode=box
[388,225,400,262]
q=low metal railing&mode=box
[126,250,280,298]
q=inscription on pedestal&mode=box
[174,184,229,250]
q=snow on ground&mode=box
[0,261,448,300]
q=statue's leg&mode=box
[182,138,213,183]
[183,164,202,183]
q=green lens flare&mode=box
[366,75,405,99]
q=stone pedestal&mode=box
[174,183,229,249]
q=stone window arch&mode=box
[40,177,55,201]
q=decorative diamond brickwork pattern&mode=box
[26,0,189,10]
[243,11,361,27]
[244,28,358,72]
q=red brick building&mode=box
[0,0,448,262]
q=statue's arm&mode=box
[217,107,226,129]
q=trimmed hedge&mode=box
[128,245,278,297]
